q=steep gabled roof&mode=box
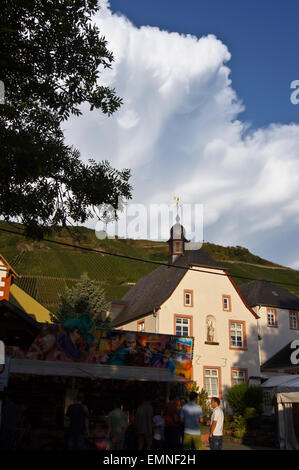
[111,249,223,327]
[0,254,18,278]
[261,341,298,371]
[9,284,51,323]
[239,278,299,310]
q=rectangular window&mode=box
[267,308,277,327]
[230,321,246,349]
[175,317,190,337]
[290,311,298,330]
[137,320,145,332]
[184,290,193,307]
[205,369,219,397]
[232,369,247,386]
[222,295,231,311]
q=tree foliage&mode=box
[0,0,132,238]
[50,274,111,329]
[226,383,263,416]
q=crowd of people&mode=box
[65,390,224,451]
[0,390,224,450]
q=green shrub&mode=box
[232,415,247,439]
[244,407,258,420]
[244,386,263,414]
[226,383,248,415]
[223,413,233,434]
[197,388,212,423]
[244,407,261,430]
[226,384,264,417]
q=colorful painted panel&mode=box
[7,315,194,379]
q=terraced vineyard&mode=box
[0,221,298,312]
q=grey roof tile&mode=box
[239,279,299,310]
[111,249,223,327]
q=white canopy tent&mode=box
[262,376,299,450]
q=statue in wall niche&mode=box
[206,316,215,342]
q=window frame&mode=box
[222,294,232,312]
[137,320,145,332]
[174,314,193,337]
[266,307,278,328]
[229,320,247,351]
[203,366,222,399]
[289,311,299,330]
[231,368,248,386]
[184,289,193,307]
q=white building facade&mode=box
[111,218,261,403]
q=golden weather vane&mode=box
[174,196,180,219]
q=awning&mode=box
[10,358,191,382]
[277,391,299,403]
[261,375,297,388]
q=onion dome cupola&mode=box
[167,214,189,264]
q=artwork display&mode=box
[7,315,194,379]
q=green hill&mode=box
[0,221,298,311]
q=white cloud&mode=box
[290,259,299,270]
[65,2,299,266]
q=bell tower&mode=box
[167,197,188,264]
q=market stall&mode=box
[262,375,299,450]
[2,318,194,449]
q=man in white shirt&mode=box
[209,397,224,450]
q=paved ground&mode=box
[200,435,276,451]
[222,441,276,450]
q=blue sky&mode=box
[109,0,299,129]
[66,1,299,268]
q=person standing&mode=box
[163,392,180,449]
[65,393,89,450]
[209,397,224,450]
[107,399,128,450]
[135,392,153,450]
[152,406,165,450]
[180,391,203,450]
